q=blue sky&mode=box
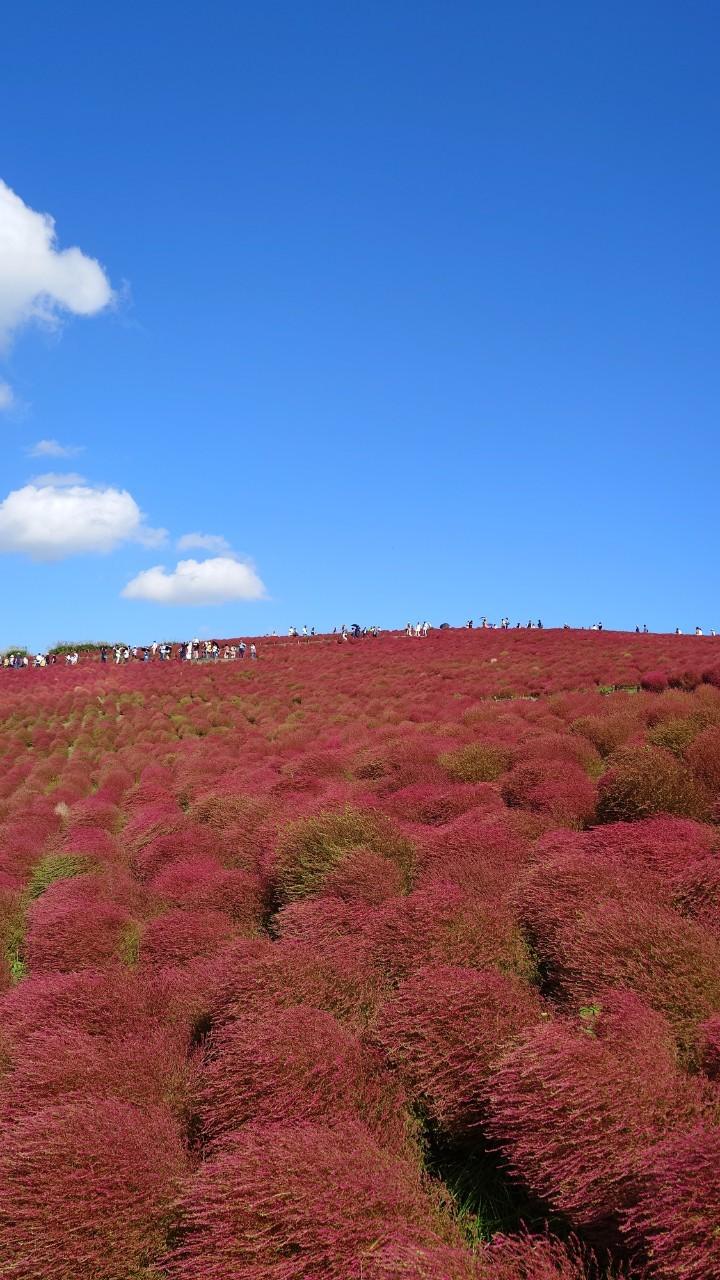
[1,1,718,648]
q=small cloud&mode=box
[27,439,84,458]
[177,531,231,554]
[0,481,166,560]
[0,381,13,410]
[122,556,266,606]
[0,179,114,349]
[31,471,86,487]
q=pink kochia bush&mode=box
[622,1124,720,1279]
[140,908,237,968]
[24,877,132,973]
[165,1119,456,1280]
[375,965,544,1139]
[0,1097,188,1280]
[1,1023,199,1124]
[150,855,264,931]
[486,992,707,1235]
[201,1004,413,1154]
[552,898,720,1057]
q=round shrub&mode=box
[1,1023,199,1124]
[685,725,720,793]
[552,898,720,1059]
[641,671,669,693]
[0,1097,187,1280]
[359,1235,480,1278]
[699,1014,720,1078]
[416,813,531,901]
[438,742,513,783]
[201,1004,411,1153]
[272,806,414,904]
[477,1232,609,1279]
[140,909,237,969]
[150,856,264,932]
[366,881,536,985]
[208,937,379,1029]
[500,760,596,828]
[24,878,133,974]
[382,781,496,826]
[321,849,406,903]
[375,965,544,1139]
[622,1124,720,1279]
[486,992,706,1234]
[165,1119,456,1280]
[596,746,704,822]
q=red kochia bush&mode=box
[208,937,380,1029]
[416,813,531,901]
[622,1125,720,1279]
[358,1234,480,1278]
[552,898,720,1057]
[321,849,406,903]
[0,1097,187,1280]
[201,1005,411,1153]
[477,1232,611,1279]
[486,992,706,1234]
[365,881,535,985]
[596,745,703,822]
[150,856,264,932]
[1,1023,199,1123]
[0,967,175,1044]
[165,1119,453,1280]
[375,965,543,1139]
[24,878,132,973]
[140,908,237,968]
[500,759,596,828]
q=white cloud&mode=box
[31,471,86,487]
[0,180,113,348]
[0,380,13,410]
[177,531,231,554]
[27,438,84,458]
[122,556,266,606]
[0,482,166,560]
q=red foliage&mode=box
[699,1014,720,1078]
[375,965,544,1139]
[365,880,535,985]
[596,746,704,822]
[24,877,133,973]
[0,1097,188,1280]
[476,1232,614,1279]
[622,1125,720,1279]
[500,759,597,827]
[150,855,264,931]
[320,848,406,903]
[165,1119,454,1280]
[641,671,669,693]
[1,1022,199,1123]
[486,992,707,1234]
[358,1234,480,1278]
[140,908,237,968]
[201,1004,412,1153]
[208,936,380,1028]
[552,898,720,1056]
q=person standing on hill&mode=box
[250,643,257,660]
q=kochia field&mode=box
[0,627,719,1280]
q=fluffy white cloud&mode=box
[0,482,166,560]
[177,531,231,553]
[27,438,84,458]
[0,380,13,409]
[0,180,113,347]
[122,556,266,606]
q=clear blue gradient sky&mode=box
[1,1,718,648]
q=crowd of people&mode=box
[2,620,718,672]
